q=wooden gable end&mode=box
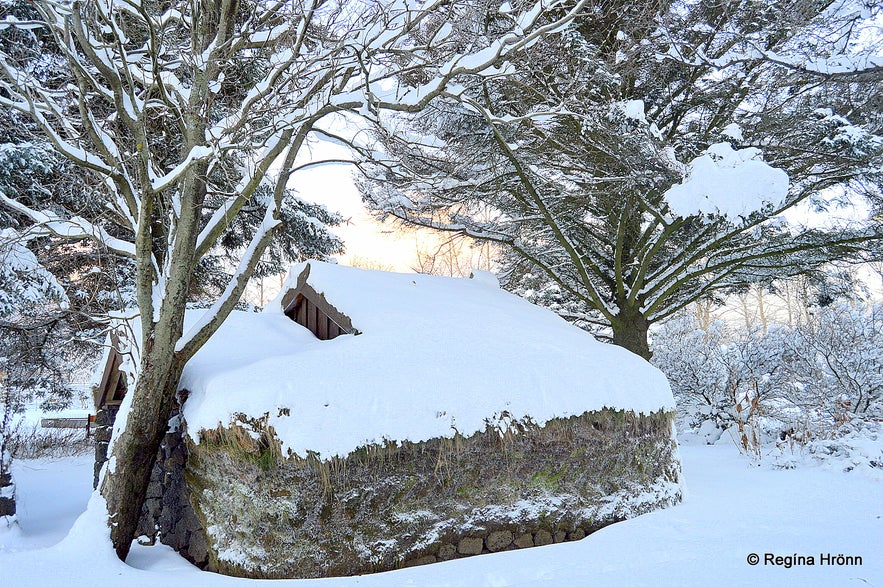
[284,294,350,340]
[279,263,358,341]
[93,342,128,412]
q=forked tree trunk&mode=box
[99,165,202,559]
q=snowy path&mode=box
[0,443,880,586]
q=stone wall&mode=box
[137,415,209,567]
[0,472,14,519]
[95,406,209,567]
[1,446,13,518]
[176,408,682,579]
[92,408,114,489]
[402,525,589,568]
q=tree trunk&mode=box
[100,337,185,560]
[757,285,768,334]
[611,304,652,360]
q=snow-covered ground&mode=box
[1,441,880,586]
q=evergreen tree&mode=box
[361,0,883,358]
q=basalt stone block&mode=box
[404,555,437,567]
[458,536,484,556]
[534,530,553,546]
[568,528,586,541]
[0,475,14,518]
[437,543,457,560]
[486,530,514,552]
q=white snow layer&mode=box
[3,443,882,585]
[664,142,789,218]
[180,262,673,459]
[620,99,647,124]
[721,123,744,142]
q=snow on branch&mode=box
[176,204,281,357]
[194,126,298,260]
[0,16,44,31]
[762,51,883,78]
[148,145,213,192]
[664,143,790,219]
[0,193,136,258]
[659,40,883,79]
[355,0,591,112]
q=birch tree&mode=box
[361,0,883,359]
[0,0,586,559]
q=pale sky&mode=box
[244,125,447,304]
[289,120,430,273]
[292,160,421,271]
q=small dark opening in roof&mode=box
[284,294,351,341]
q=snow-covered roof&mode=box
[177,262,674,458]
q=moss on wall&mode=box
[178,408,681,579]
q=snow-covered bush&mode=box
[769,416,883,478]
[653,304,883,457]
[2,423,92,460]
[785,303,883,422]
[803,418,883,480]
[651,316,782,450]
[649,315,733,440]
